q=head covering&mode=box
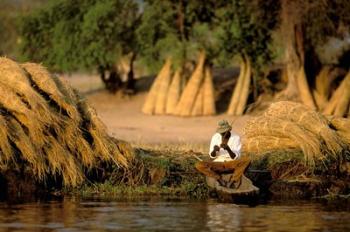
[216,120,232,134]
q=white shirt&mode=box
[209,132,241,162]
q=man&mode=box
[195,120,250,188]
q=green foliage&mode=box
[215,0,280,71]
[136,0,224,72]
[20,0,139,72]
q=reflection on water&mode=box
[0,198,349,232]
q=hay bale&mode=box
[244,116,322,166]
[0,57,133,187]
[264,101,345,157]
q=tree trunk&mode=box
[278,0,316,109]
[124,53,137,94]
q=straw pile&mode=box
[142,52,216,116]
[227,57,251,116]
[243,101,348,169]
[0,57,133,187]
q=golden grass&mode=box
[244,116,322,166]
[242,136,298,155]
[21,63,80,121]
[0,57,133,186]
[244,101,349,170]
[264,101,345,157]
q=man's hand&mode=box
[220,143,229,150]
[214,145,220,151]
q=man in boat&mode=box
[195,120,250,188]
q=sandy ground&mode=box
[62,73,250,146]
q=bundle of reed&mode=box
[0,57,133,187]
[227,57,251,115]
[202,66,216,116]
[166,68,182,114]
[175,51,206,116]
[264,101,345,157]
[142,58,172,115]
[323,71,350,117]
[244,116,323,166]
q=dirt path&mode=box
[62,74,251,145]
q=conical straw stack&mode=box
[155,59,173,114]
[227,60,246,115]
[191,86,204,116]
[203,66,216,115]
[175,51,206,116]
[142,58,172,115]
[236,58,251,115]
[166,68,182,114]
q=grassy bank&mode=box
[64,146,350,201]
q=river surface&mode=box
[0,198,349,232]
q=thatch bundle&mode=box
[166,68,182,114]
[142,51,216,117]
[243,101,348,169]
[0,57,133,187]
[175,51,206,116]
[142,58,172,115]
[227,57,251,115]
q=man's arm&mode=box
[220,144,236,159]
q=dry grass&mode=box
[242,136,298,155]
[244,101,349,172]
[0,57,133,186]
[244,116,322,166]
[264,101,345,157]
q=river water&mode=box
[0,198,349,232]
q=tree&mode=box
[215,0,279,115]
[278,0,350,116]
[20,0,139,93]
